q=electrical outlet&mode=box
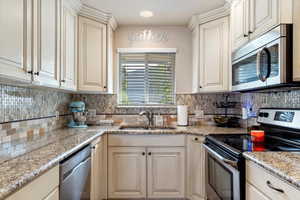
[55,111,60,120]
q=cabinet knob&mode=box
[244,34,248,37]
[194,137,198,141]
[199,86,202,89]
[103,86,107,89]
[148,152,152,156]
[27,70,33,74]
[34,72,40,76]
[142,152,145,156]
[248,31,253,34]
[61,80,66,83]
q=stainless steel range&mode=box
[204,108,300,200]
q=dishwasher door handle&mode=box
[63,157,91,181]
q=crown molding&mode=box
[188,3,230,30]
[64,0,82,12]
[108,16,118,31]
[79,4,118,29]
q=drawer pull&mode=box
[266,181,284,193]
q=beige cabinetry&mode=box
[187,136,206,200]
[33,0,61,88]
[91,135,108,200]
[108,147,147,198]
[6,165,59,200]
[78,16,107,92]
[230,0,249,51]
[60,0,77,90]
[107,135,185,199]
[246,160,300,200]
[147,147,185,198]
[192,16,230,93]
[0,0,33,83]
[230,0,293,52]
[198,16,229,92]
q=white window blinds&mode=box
[119,52,175,105]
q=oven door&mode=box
[203,143,240,200]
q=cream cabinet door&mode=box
[231,0,249,51]
[91,137,103,200]
[108,147,146,199]
[78,16,107,92]
[187,136,206,200]
[0,0,32,82]
[33,0,60,87]
[43,188,59,200]
[199,17,229,92]
[147,147,185,198]
[61,1,77,90]
[246,182,270,200]
[249,0,278,40]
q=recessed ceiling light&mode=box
[140,10,153,18]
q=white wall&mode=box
[114,26,193,94]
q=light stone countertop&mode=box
[243,152,300,189]
[0,125,246,199]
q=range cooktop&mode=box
[207,133,300,155]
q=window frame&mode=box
[117,48,177,107]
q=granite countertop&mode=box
[244,152,300,189]
[0,125,246,199]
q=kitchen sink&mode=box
[118,125,177,130]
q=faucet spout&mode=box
[139,111,154,126]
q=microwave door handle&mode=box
[203,144,238,168]
[256,49,263,81]
[256,48,272,82]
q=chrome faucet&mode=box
[139,111,154,127]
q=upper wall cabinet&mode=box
[33,0,61,88]
[231,0,249,51]
[61,0,78,91]
[192,16,230,93]
[78,16,107,92]
[0,0,32,83]
[230,0,293,52]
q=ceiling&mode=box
[82,0,226,26]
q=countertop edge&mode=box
[243,152,300,190]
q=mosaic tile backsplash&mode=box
[0,84,72,123]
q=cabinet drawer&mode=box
[246,160,299,200]
[246,182,270,200]
[7,165,59,200]
[108,135,185,147]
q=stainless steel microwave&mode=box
[232,24,293,91]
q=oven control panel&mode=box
[257,108,300,129]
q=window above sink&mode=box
[117,48,176,107]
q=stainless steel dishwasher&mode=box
[60,145,91,200]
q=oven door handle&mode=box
[203,144,238,168]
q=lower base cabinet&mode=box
[108,147,147,198]
[6,165,59,200]
[147,147,185,198]
[187,136,206,200]
[246,160,300,200]
[108,145,185,199]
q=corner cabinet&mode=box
[192,16,230,93]
[0,0,33,83]
[78,16,107,92]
